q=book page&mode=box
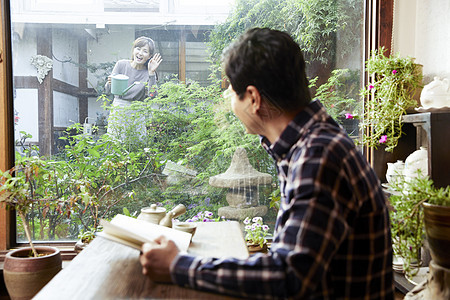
[98,214,192,252]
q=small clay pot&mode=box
[246,242,268,254]
[173,222,197,240]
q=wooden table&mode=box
[34,221,249,299]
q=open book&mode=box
[97,214,192,252]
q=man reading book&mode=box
[140,27,394,299]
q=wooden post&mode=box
[78,37,88,125]
[178,29,186,83]
[378,0,394,55]
[0,0,15,250]
[37,28,54,157]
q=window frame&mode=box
[0,0,394,251]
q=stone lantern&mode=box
[209,147,272,221]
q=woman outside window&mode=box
[105,36,163,137]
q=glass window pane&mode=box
[10,0,364,243]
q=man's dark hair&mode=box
[222,28,311,112]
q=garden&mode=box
[2,0,365,244]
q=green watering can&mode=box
[110,74,137,96]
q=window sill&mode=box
[0,245,78,270]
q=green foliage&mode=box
[389,175,450,276]
[268,189,281,211]
[0,143,78,256]
[359,47,423,152]
[117,78,276,183]
[208,0,363,68]
[57,125,164,231]
[106,78,278,222]
[5,77,279,245]
[312,68,359,120]
[78,226,98,243]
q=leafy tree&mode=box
[208,0,363,77]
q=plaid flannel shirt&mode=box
[171,100,394,299]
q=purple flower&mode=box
[345,113,354,120]
[392,70,397,74]
[205,211,213,218]
[262,225,269,231]
[379,135,388,144]
[204,197,211,206]
[368,84,374,90]
[243,217,251,225]
[187,203,198,210]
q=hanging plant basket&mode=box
[359,47,423,152]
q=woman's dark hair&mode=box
[131,36,156,65]
[222,28,311,112]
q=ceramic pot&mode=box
[74,239,88,253]
[420,77,450,109]
[423,203,450,268]
[3,246,62,300]
[246,242,268,254]
[173,222,197,241]
[386,160,404,184]
[404,147,428,180]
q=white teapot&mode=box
[420,77,450,109]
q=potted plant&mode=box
[0,154,72,299]
[388,174,450,278]
[358,47,423,152]
[243,217,270,253]
[74,227,98,253]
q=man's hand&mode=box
[140,235,179,283]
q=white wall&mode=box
[393,0,450,83]
[52,29,79,86]
[87,27,135,88]
[14,89,39,142]
[53,91,79,127]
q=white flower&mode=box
[252,217,262,223]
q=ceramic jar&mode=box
[4,246,62,299]
[386,160,405,184]
[420,77,450,109]
[404,147,428,180]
